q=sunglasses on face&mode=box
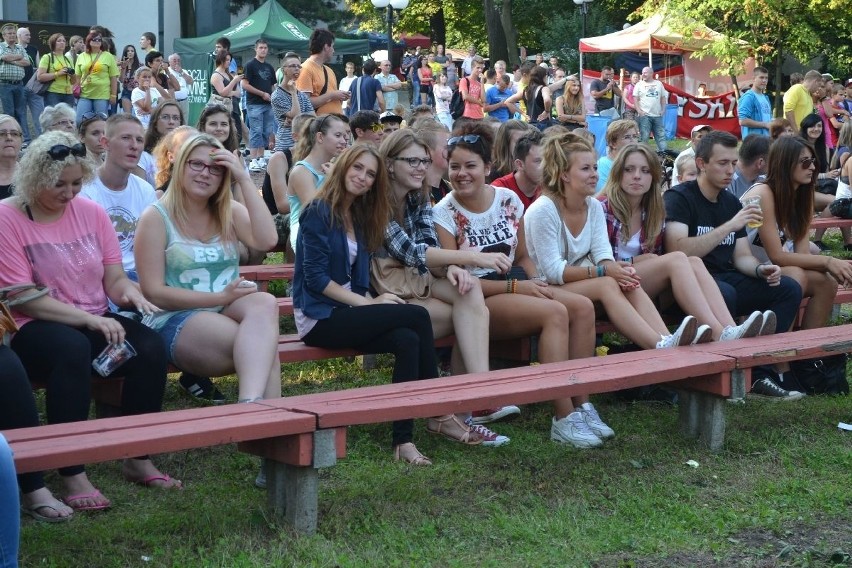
[47,143,87,160]
[447,134,481,147]
[799,157,817,169]
[80,111,108,122]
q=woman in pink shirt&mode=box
[0,132,179,516]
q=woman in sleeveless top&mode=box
[601,143,769,342]
[293,144,443,465]
[555,76,586,131]
[506,66,552,131]
[417,56,433,106]
[743,136,852,329]
[288,113,349,249]
[210,51,245,145]
[135,133,280,408]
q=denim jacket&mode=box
[293,200,370,320]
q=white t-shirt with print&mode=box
[432,185,524,278]
[81,174,157,273]
[131,87,161,128]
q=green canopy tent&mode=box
[173,0,369,123]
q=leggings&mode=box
[10,313,168,479]
[0,345,45,496]
[302,304,438,446]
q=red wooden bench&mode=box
[810,215,852,231]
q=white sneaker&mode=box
[580,402,615,439]
[759,310,777,336]
[249,159,263,172]
[551,412,603,448]
[656,315,697,348]
[720,311,763,341]
[259,157,269,169]
[691,324,713,345]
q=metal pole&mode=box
[386,5,393,65]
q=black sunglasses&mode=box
[80,111,108,122]
[47,143,87,161]
[447,134,481,147]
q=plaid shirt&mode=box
[600,197,664,258]
[383,192,439,274]
[0,42,26,83]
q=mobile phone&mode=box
[237,66,244,74]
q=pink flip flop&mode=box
[63,490,111,512]
[130,474,183,489]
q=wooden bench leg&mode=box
[729,368,748,401]
[678,390,726,452]
[254,428,344,535]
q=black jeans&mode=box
[10,313,168,478]
[0,346,44,493]
[712,272,803,333]
[303,304,438,446]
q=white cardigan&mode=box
[524,195,614,285]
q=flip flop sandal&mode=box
[21,502,74,523]
[63,490,111,512]
[129,474,183,489]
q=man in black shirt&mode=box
[242,38,276,172]
[664,130,804,400]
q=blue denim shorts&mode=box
[156,310,199,364]
[247,104,275,149]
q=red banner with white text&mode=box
[663,83,740,140]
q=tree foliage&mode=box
[636,0,852,74]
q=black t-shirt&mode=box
[261,149,292,215]
[244,58,276,106]
[663,180,745,274]
[590,78,614,112]
[0,184,12,200]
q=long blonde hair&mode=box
[602,144,664,250]
[160,133,236,243]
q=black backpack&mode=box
[449,78,467,120]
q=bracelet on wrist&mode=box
[754,262,766,278]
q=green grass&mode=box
[18,250,852,567]
[19,354,852,567]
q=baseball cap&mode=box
[691,124,711,136]
[822,73,836,81]
[379,111,403,124]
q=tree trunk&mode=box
[483,0,509,64]
[179,0,197,38]
[773,45,784,117]
[499,0,519,67]
[430,7,446,47]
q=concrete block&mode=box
[267,460,318,535]
[313,429,337,468]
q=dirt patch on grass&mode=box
[594,517,852,567]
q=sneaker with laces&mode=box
[656,315,697,348]
[691,324,713,345]
[464,418,510,447]
[470,405,521,424]
[759,310,776,336]
[179,373,226,404]
[551,412,603,448]
[248,159,263,172]
[579,402,615,439]
[719,311,763,341]
[750,376,805,401]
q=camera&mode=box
[65,67,74,75]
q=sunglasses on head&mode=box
[447,134,481,147]
[80,111,108,122]
[47,143,87,161]
[369,123,383,133]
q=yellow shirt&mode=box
[782,84,814,129]
[75,51,118,100]
[39,52,74,95]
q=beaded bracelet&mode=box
[596,265,605,278]
[587,266,593,279]
[511,279,518,293]
[506,279,512,293]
